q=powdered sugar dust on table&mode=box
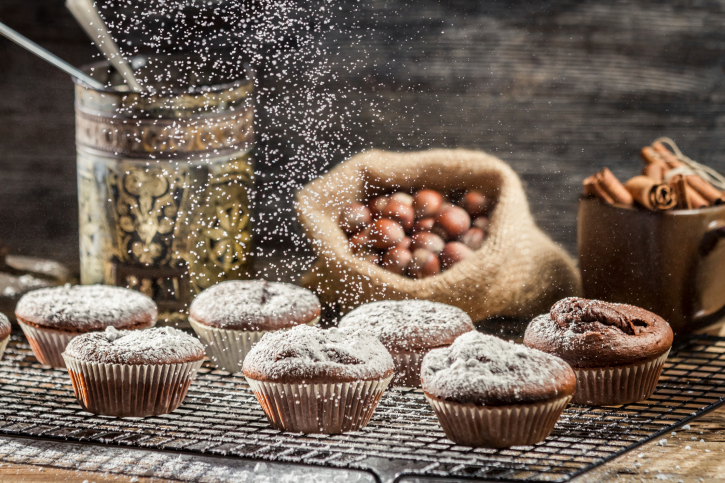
[0,332,723,482]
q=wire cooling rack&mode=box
[0,333,724,483]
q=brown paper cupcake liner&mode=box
[245,375,393,434]
[0,335,9,361]
[572,350,669,406]
[189,317,319,373]
[391,351,424,387]
[18,322,81,368]
[425,392,572,448]
[62,355,203,417]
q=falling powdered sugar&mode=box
[421,331,575,405]
[15,285,157,331]
[64,326,205,365]
[338,300,473,352]
[242,324,394,383]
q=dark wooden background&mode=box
[2,0,725,270]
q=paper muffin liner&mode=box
[18,322,82,368]
[62,355,204,417]
[18,321,155,369]
[572,349,670,406]
[0,335,9,361]
[189,317,319,373]
[245,375,393,434]
[391,351,424,387]
[425,392,572,448]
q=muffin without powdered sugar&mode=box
[243,324,394,434]
[421,331,576,448]
[338,300,473,386]
[524,297,673,406]
[189,280,321,372]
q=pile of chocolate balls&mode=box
[339,189,494,278]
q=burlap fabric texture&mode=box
[297,149,581,322]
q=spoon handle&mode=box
[66,0,143,93]
[0,21,105,90]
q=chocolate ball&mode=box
[440,242,473,269]
[339,202,372,235]
[411,232,445,254]
[369,196,390,219]
[391,192,414,206]
[472,216,490,235]
[407,248,441,279]
[369,219,405,250]
[411,217,436,234]
[460,190,492,217]
[413,189,444,219]
[349,228,371,253]
[382,246,413,275]
[381,199,415,231]
[460,227,485,250]
[394,236,412,250]
[433,205,471,240]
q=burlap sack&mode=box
[296,149,581,322]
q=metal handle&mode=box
[66,0,143,93]
[0,21,104,90]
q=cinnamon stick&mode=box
[625,176,677,211]
[642,162,666,182]
[670,174,708,209]
[583,175,615,204]
[685,175,724,206]
[652,142,685,168]
[596,168,634,205]
[641,146,667,166]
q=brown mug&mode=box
[578,197,725,334]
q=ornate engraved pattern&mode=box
[108,165,189,267]
[75,106,253,157]
[185,154,254,293]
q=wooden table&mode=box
[1,410,724,482]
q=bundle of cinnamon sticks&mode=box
[583,141,725,211]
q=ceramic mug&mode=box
[578,197,725,334]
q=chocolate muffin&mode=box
[0,313,10,360]
[243,324,394,434]
[524,297,673,406]
[15,285,157,368]
[421,331,575,448]
[63,326,205,417]
[338,300,473,386]
[189,280,321,372]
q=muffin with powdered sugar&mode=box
[189,280,320,372]
[421,331,575,448]
[63,326,204,417]
[15,284,157,368]
[0,313,10,361]
[243,324,394,434]
[338,300,473,386]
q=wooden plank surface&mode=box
[3,0,725,263]
[0,407,723,482]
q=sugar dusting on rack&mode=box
[0,334,724,481]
